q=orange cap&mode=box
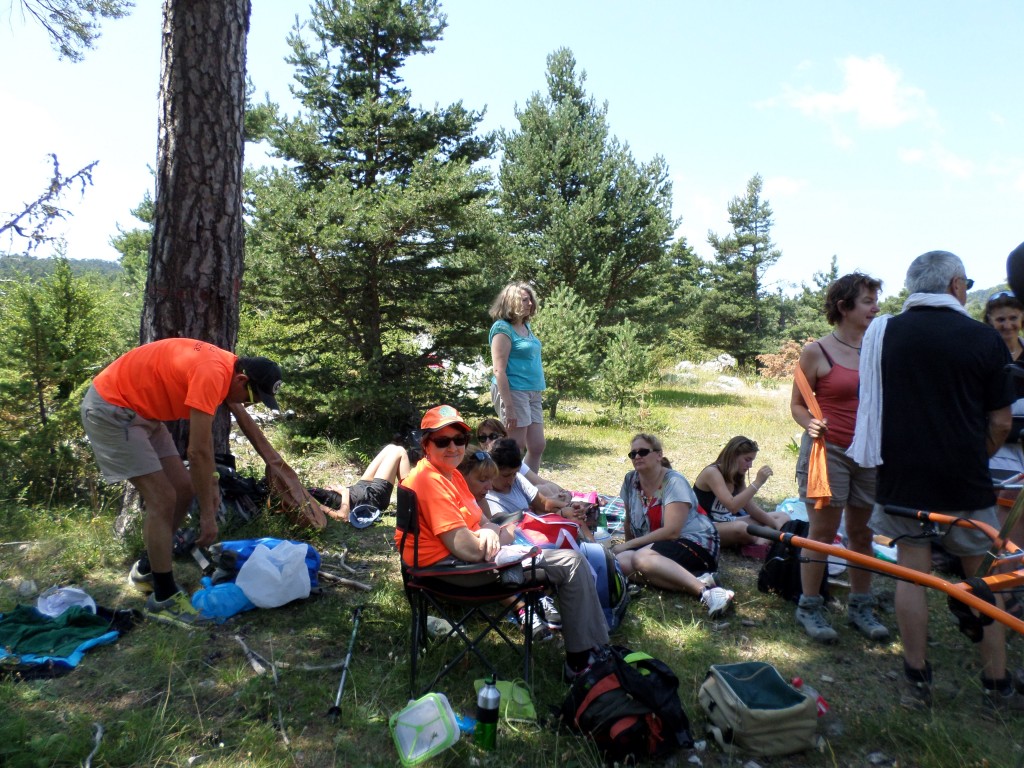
[420,404,470,433]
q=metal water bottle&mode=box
[475,676,500,750]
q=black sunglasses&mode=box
[429,434,470,449]
[477,432,503,442]
[627,448,655,460]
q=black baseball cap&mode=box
[239,356,283,411]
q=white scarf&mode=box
[847,293,968,467]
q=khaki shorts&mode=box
[80,385,179,482]
[868,503,999,557]
[490,382,543,428]
[796,433,876,510]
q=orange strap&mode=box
[794,364,832,510]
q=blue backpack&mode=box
[578,542,630,632]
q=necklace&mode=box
[831,331,861,353]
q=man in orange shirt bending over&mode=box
[81,338,283,626]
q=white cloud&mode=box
[762,176,808,198]
[898,142,974,178]
[782,54,932,136]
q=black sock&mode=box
[904,659,932,684]
[566,650,591,671]
[152,571,178,602]
[137,552,151,574]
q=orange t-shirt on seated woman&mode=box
[398,459,485,567]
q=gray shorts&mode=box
[490,382,543,428]
[868,503,999,557]
[80,385,179,482]
[796,433,876,509]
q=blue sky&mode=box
[2,1,1022,297]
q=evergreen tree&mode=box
[246,0,497,435]
[498,48,676,331]
[0,257,117,501]
[530,285,599,419]
[777,255,838,343]
[698,174,781,367]
[596,319,654,415]
[14,0,131,62]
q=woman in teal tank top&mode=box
[488,282,547,472]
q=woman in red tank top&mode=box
[789,273,890,644]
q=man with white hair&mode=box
[862,250,1022,712]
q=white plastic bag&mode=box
[235,541,311,608]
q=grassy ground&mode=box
[1,372,1022,767]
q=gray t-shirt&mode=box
[619,469,718,555]
[486,474,539,516]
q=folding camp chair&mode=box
[396,486,546,697]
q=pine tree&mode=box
[245,0,498,434]
[498,48,676,331]
[530,285,599,419]
[698,174,782,367]
[0,257,116,500]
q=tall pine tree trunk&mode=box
[142,0,250,455]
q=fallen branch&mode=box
[317,570,371,591]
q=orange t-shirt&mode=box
[93,338,236,421]
[397,459,483,567]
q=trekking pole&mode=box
[327,606,364,721]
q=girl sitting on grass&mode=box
[692,436,789,552]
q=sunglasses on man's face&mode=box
[477,432,503,442]
[429,434,470,449]
[627,448,654,460]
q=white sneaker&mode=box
[518,606,551,641]
[697,572,719,590]
[539,595,562,629]
[701,587,735,619]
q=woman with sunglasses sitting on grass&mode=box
[397,405,609,680]
[611,433,734,619]
[475,418,571,503]
[692,436,788,551]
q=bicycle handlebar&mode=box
[882,506,927,521]
[746,523,785,542]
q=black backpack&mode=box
[560,645,693,764]
[756,519,829,603]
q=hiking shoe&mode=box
[697,572,719,590]
[539,595,562,630]
[128,559,154,594]
[899,676,933,710]
[796,595,838,643]
[518,607,551,641]
[982,686,1024,716]
[700,587,735,619]
[847,593,890,641]
[145,591,210,627]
